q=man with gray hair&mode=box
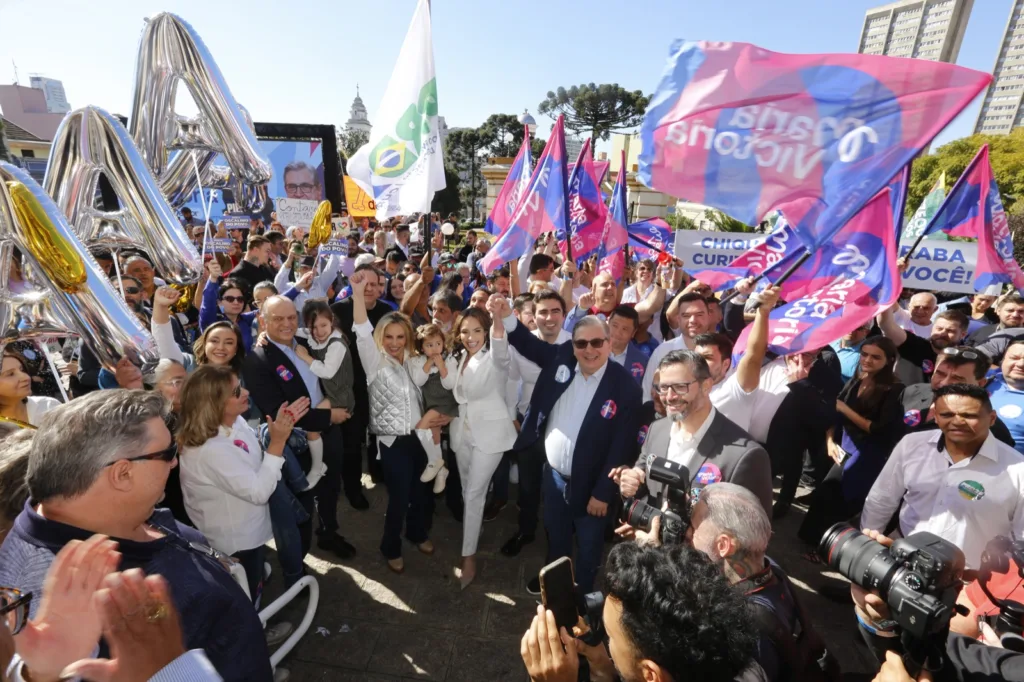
[491,295,642,595]
[0,389,273,681]
[618,350,772,517]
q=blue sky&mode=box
[0,0,1013,152]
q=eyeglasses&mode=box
[285,183,316,194]
[221,295,245,304]
[123,286,141,295]
[654,381,697,396]
[104,442,178,467]
[0,587,32,635]
[942,347,980,360]
[572,338,607,350]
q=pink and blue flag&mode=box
[596,151,630,283]
[732,189,901,359]
[628,218,675,261]
[920,145,1024,293]
[483,127,532,236]
[684,216,803,292]
[888,166,911,240]
[481,116,569,275]
[564,139,607,263]
[639,41,991,252]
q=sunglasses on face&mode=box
[123,286,141,295]
[0,587,32,635]
[221,295,245,304]
[104,442,178,467]
[572,338,607,350]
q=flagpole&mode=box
[564,139,590,265]
[718,249,812,305]
[904,145,986,260]
[628,233,673,258]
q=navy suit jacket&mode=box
[508,320,642,514]
[618,343,650,388]
[242,338,333,434]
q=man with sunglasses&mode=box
[492,294,642,595]
[899,346,1015,447]
[0,390,273,681]
[617,350,773,519]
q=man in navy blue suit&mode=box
[490,295,642,594]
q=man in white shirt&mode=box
[893,291,938,338]
[690,286,778,436]
[642,292,714,401]
[499,290,572,554]
[860,383,1024,568]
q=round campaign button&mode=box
[903,409,922,427]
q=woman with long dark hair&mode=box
[799,336,904,551]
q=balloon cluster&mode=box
[0,13,272,370]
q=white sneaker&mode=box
[305,463,327,490]
[265,621,294,648]
[432,465,449,494]
[420,459,443,483]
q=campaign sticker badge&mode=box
[958,480,986,501]
[554,365,571,384]
[922,359,934,375]
[233,439,250,454]
[276,365,294,382]
[637,425,649,445]
[600,400,617,419]
[999,403,1024,420]
[630,362,645,379]
[695,463,723,486]
[903,409,922,427]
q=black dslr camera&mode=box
[977,536,1024,651]
[622,457,690,545]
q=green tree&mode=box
[480,113,526,158]
[538,83,649,147]
[909,128,1024,215]
[0,119,10,162]
[531,136,546,159]
[665,213,698,230]
[431,166,462,217]
[444,127,492,221]
[705,209,755,233]
[338,128,369,159]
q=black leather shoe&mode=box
[317,534,357,560]
[347,491,370,510]
[772,501,791,520]
[483,500,506,522]
[500,533,535,557]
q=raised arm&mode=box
[198,266,222,332]
[735,285,779,392]
[876,302,908,347]
[558,261,577,307]
[151,287,188,365]
[400,273,425,316]
[634,284,666,325]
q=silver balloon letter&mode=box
[44,106,202,285]
[130,13,272,211]
[0,162,158,368]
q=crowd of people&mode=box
[1,207,1024,681]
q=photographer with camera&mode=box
[520,542,767,682]
[615,350,773,519]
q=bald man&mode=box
[894,292,938,338]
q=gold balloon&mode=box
[0,414,36,430]
[306,201,333,249]
[7,181,87,293]
[168,283,196,313]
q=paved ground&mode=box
[263,478,881,681]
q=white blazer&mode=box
[451,333,517,455]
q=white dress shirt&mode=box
[179,416,282,555]
[650,407,717,498]
[8,649,222,682]
[508,328,572,417]
[270,339,325,406]
[860,430,1024,568]
[642,334,694,401]
[544,362,608,476]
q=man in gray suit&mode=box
[617,349,773,517]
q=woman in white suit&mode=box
[450,300,516,588]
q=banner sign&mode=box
[320,237,348,255]
[207,238,233,254]
[275,198,320,227]
[674,230,980,294]
[221,214,250,231]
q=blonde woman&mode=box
[177,365,309,602]
[351,270,451,574]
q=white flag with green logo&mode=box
[902,172,947,242]
[347,0,445,220]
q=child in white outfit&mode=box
[410,323,457,493]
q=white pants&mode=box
[454,443,503,557]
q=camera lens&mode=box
[819,523,896,594]
[625,499,659,532]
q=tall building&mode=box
[974,0,1024,135]
[345,86,372,136]
[565,135,584,162]
[28,76,71,114]
[858,0,974,63]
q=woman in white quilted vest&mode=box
[351,270,452,575]
[450,300,515,589]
